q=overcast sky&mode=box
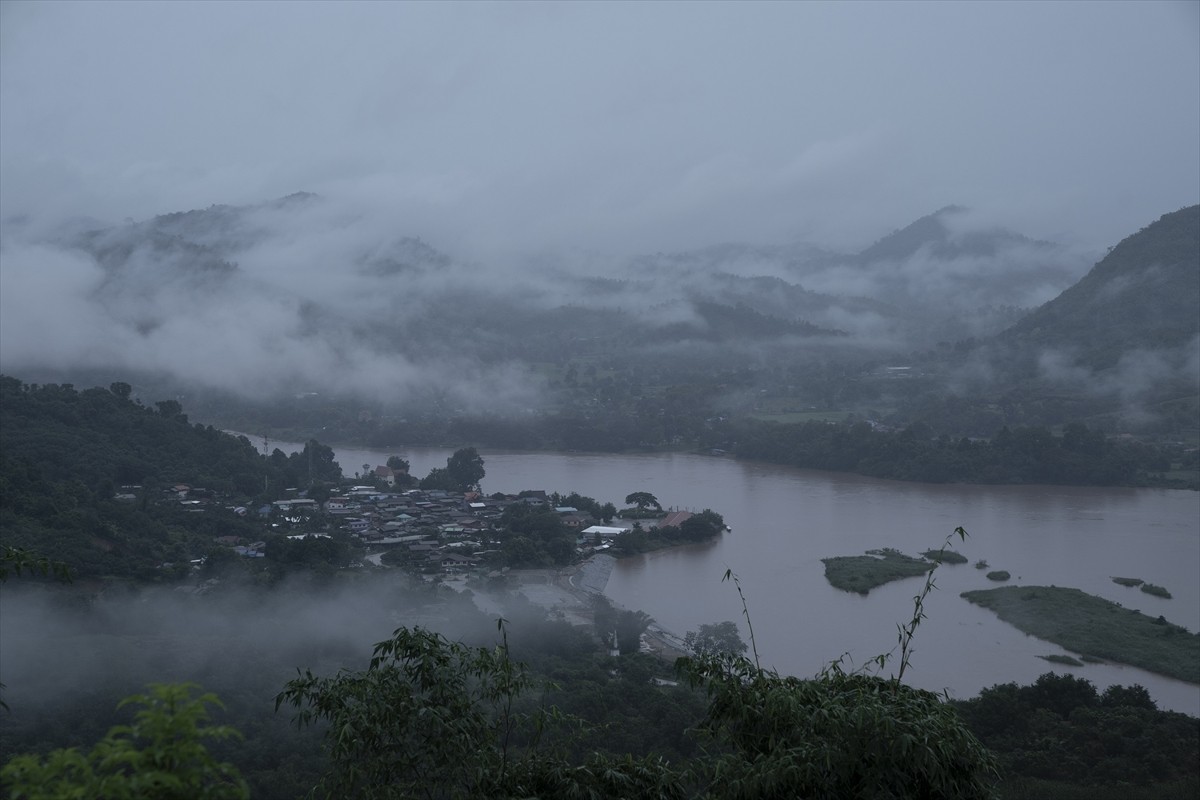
[2,0,1197,257]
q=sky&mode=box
[1,0,1198,258]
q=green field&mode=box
[962,585,1200,683]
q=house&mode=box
[581,525,626,540]
[657,510,694,529]
[374,465,396,486]
[440,553,479,572]
[273,499,319,512]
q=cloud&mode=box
[2,2,1195,256]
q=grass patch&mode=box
[1141,583,1173,599]
[1112,576,1144,587]
[821,548,932,595]
[961,586,1200,684]
[922,549,968,564]
[986,570,1011,582]
[1038,654,1084,666]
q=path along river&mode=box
[257,438,1200,714]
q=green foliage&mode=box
[986,570,1011,581]
[498,502,576,567]
[624,491,662,513]
[683,621,747,658]
[1140,582,1172,598]
[677,654,999,799]
[0,544,72,583]
[1112,576,1144,587]
[276,624,532,798]
[1,683,248,800]
[956,673,1200,789]
[418,447,485,493]
[592,595,655,654]
[274,622,683,799]
[446,447,485,490]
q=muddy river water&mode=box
[280,440,1200,714]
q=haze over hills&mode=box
[932,205,1200,435]
[1,196,1195,443]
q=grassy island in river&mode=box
[962,585,1200,684]
[821,548,934,595]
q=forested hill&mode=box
[0,377,339,579]
[999,205,1200,369]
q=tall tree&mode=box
[446,447,485,490]
[624,491,662,513]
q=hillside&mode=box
[0,377,338,579]
[1000,205,1200,369]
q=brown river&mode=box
[270,440,1200,714]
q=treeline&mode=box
[731,419,1193,488]
[955,672,1200,797]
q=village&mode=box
[160,453,719,583]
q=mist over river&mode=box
[261,439,1200,715]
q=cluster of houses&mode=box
[319,484,657,575]
[161,468,697,577]
[230,479,694,577]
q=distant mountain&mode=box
[999,205,1200,369]
[856,205,1052,263]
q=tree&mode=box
[446,446,485,491]
[2,683,248,800]
[282,440,341,486]
[678,654,999,799]
[421,448,486,493]
[418,466,459,492]
[0,545,72,583]
[155,399,184,420]
[683,621,747,658]
[624,491,662,513]
[679,509,725,542]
